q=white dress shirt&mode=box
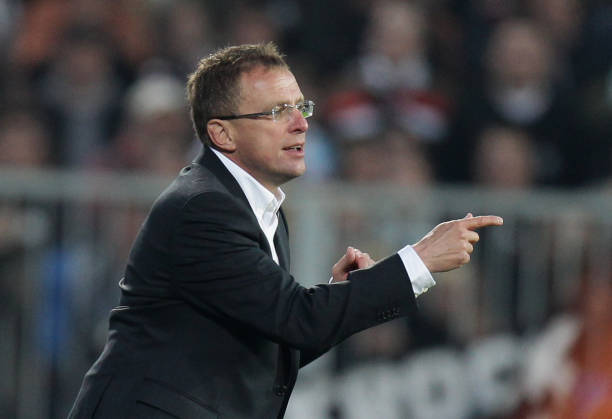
[211,148,435,296]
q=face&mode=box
[488,22,552,87]
[220,66,308,192]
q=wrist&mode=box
[412,243,432,272]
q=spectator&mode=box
[0,110,51,168]
[342,130,433,187]
[325,0,452,171]
[110,71,194,175]
[446,18,581,186]
[39,26,124,167]
[357,0,432,93]
[157,0,217,76]
[473,125,535,189]
[228,4,282,47]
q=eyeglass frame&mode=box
[208,100,315,122]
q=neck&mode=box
[210,147,284,197]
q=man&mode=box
[69,43,502,419]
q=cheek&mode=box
[247,140,279,168]
[258,129,286,157]
[236,125,286,163]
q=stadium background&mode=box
[0,0,611,418]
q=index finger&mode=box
[462,215,504,230]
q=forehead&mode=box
[237,66,303,108]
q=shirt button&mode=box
[274,385,288,396]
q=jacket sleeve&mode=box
[172,191,418,355]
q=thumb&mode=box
[464,212,473,219]
[338,246,356,269]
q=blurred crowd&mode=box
[1,0,612,418]
[0,0,610,187]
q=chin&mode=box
[288,163,307,177]
[278,168,306,185]
[293,165,307,179]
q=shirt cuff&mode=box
[397,245,436,297]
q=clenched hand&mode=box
[331,246,375,283]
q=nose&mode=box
[288,109,308,134]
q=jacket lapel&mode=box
[274,208,290,271]
[194,146,251,209]
[194,146,283,264]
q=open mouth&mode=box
[283,145,303,152]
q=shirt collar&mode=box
[211,148,285,221]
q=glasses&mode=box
[210,100,315,122]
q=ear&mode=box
[207,119,236,152]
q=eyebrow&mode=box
[272,97,305,107]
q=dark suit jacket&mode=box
[69,146,418,419]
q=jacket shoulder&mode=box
[151,163,233,215]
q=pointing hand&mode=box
[412,213,503,273]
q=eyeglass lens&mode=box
[273,101,314,121]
